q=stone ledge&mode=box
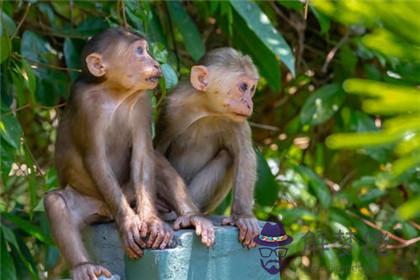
[83,218,279,280]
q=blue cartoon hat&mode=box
[254,222,293,247]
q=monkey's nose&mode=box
[154,64,162,76]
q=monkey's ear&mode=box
[190,65,209,91]
[85,53,106,77]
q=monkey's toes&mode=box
[72,263,112,280]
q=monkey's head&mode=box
[81,27,162,91]
[190,48,259,123]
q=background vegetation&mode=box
[1,1,419,279]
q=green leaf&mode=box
[0,231,16,280]
[363,29,420,62]
[63,38,83,81]
[231,11,281,91]
[343,79,420,114]
[310,6,330,34]
[230,0,295,76]
[278,0,304,11]
[167,1,205,62]
[358,189,385,206]
[294,165,332,208]
[396,195,420,220]
[161,63,178,90]
[150,42,168,64]
[0,10,16,36]
[2,213,54,245]
[276,208,317,224]
[2,226,38,279]
[21,31,49,64]
[76,17,109,37]
[22,60,36,100]
[322,248,341,273]
[1,138,16,182]
[255,150,279,206]
[11,67,26,107]
[0,34,11,63]
[300,84,345,126]
[359,245,379,275]
[392,150,420,177]
[0,114,23,148]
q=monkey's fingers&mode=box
[204,226,215,247]
[124,235,142,259]
[139,221,148,238]
[173,219,181,230]
[200,227,210,247]
[173,216,192,230]
[160,231,173,249]
[132,225,145,248]
[151,225,165,249]
[93,265,112,278]
[243,221,255,248]
[129,231,144,256]
[86,269,96,280]
[147,227,159,248]
[72,264,90,280]
[195,222,203,237]
[237,220,247,243]
[249,220,260,248]
[221,217,234,226]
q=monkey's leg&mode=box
[155,151,200,216]
[188,149,234,213]
[155,151,215,247]
[44,187,112,280]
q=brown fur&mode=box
[156,48,260,248]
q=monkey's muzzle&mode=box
[146,72,162,83]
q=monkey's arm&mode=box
[83,116,133,220]
[231,124,257,218]
[131,127,157,218]
[223,123,259,248]
[82,108,144,257]
[131,96,174,249]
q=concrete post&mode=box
[83,219,280,280]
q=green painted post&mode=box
[84,221,283,280]
[126,225,280,280]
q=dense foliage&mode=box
[1,1,419,279]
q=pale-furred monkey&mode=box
[44,27,214,280]
[156,47,260,248]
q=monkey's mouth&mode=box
[146,75,161,83]
[233,112,251,118]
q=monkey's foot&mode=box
[117,213,146,259]
[173,215,215,247]
[72,262,112,280]
[144,216,174,249]
[222,216,259,248]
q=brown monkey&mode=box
[156,48,260,248]
[44,28,213,280]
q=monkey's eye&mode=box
[239,83,248,92]
[135,46,144,56]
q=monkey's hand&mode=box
[143,215,174,249]
[173,215,215,247]
[72,262,112,280]
[117,213,146,259]
[222,216,260,248]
